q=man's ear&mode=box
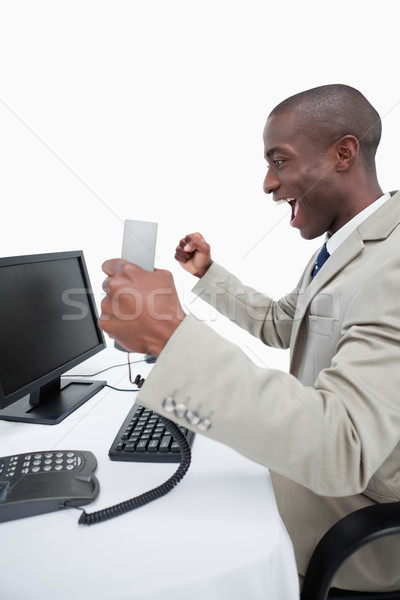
[335,135,359,171]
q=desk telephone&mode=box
[0,414,191,525]
[0,450,99,523]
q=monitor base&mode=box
[0,379,106,425]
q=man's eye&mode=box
[274,159,284,167]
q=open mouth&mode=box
[276,198,298,223]
[288,199,298,222]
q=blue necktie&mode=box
[312,243,330,278]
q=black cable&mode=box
[104,385,140,393]
[67,358,146,378]
[77,416,191,525]
[69,359,146,392]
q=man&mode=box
[100,84,400,592]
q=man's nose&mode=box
[263,168,279,195]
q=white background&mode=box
[0,0,399,372]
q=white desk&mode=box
[0,348,299,600]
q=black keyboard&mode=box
[109,403,195,463]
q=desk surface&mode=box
[0,348,299,600]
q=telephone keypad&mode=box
[2,452,83,477]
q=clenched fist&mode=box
[175,232,212,278]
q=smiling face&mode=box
[263,112,345,240]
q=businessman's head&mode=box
[262,84,383,239]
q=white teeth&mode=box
[276,198,295,206]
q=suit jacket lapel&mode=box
[289,190,400,355]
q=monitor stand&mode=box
[0,378,106,425]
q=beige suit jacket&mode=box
[138,190,400,590]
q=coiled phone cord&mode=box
[77,415,191,525]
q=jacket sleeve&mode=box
[191,262,299,349]
[137,304,400,501]
[137,255,400,501]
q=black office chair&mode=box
[301,501,400,600]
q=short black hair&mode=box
[269,84,382,168]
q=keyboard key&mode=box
[136,440,148,452]
[159,436,172,451]
[124,442,136,452]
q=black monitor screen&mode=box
[0,251,106,424]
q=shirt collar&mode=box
[326,192,391,255]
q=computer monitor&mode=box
[0,250,106,425]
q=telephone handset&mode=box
[0,450,99,523]
[114,219,158,353]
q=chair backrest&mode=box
[301,501,400,600]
